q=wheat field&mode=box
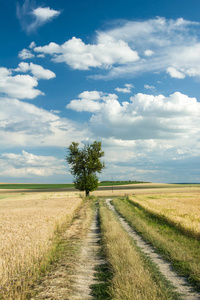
[0,192,82,298]
[129,192,200,239]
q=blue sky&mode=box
[1,0,200,183]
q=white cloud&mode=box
[166,43,200,78]
[32,17,200,79]
[18,48,35,59]
[37,54,45,58]
[115,83,134,93]
[67,90,200,142]
[144,84,155,90]
[29,41,36,49]
[78,90,102,100]
[76,90,200,183]
[50,109,61,114]
[67,99,102,112]
[35,42,61,54]
[90,17,200,79]
[98,17,198,45]
[15,62,56,80]
[166,67,185,79]
[0,62,55,99]
[16,0,61,33]
[0,67,43,99]
[0,150,67,177]
[144,49,154,56]
[0,97,88,149]
[32,7,60,22]
[34,36,139,70]
[66,91,119,112]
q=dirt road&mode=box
[106,198,200,300]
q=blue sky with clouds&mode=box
[1,0,200,183]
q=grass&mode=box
[0,183,75,189]
[91,263,112,299]
[113,196,200,289]
[0,192,82,299]
[1,182,198,191]
[99,200,179,300]
[90,203,112,300]
[0,181,148,189]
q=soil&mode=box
[106,198,200,300]
[70,209,105,299]
[31,202,103,300]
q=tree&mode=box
[66,141,105,197]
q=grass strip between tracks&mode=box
[113,196,200,290]
[99,200,179,300]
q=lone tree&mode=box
[66,141,105,197]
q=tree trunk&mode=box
[86,190,89,197]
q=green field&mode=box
[0,181,147,189]
[0,183,74,189]
[0,181,198,190]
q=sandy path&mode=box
[106,198,200,300]
[32,204,103,300]
[70,209,105,299]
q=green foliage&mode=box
[66,141,105,196]
[75,173,99,194]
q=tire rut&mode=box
[70,208,105,300]
[31,201,103,300]
[106,198,200,300]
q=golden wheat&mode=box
[129,193,200,238]
[0,192,82,298]
[113,196,200,288]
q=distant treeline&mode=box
[99,180,148,186]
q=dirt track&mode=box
[32,202,103,300]
[106,198,200,300]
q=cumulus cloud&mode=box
[18,48,35,59]
[78,90,102,100]
[66,89,200,183]
[0,150,67,177]
[16,0,61,33]
[34,36,139,70]
[115,83,134,93]
[0,62,55,99]
[144,49,154,56]
[0,67,43,99]
[15,62,56,80]
[32,16,200,79]
[67,90,200,141]
[0,97,88,149]
[29,41,36,48]
[66,91,119,112]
